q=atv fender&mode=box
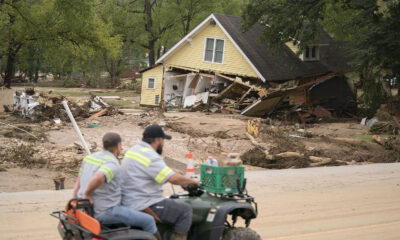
[209,202,257,240]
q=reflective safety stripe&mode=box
[125,151,151,167]
[155,167,172,183]
[79,167,82,176]
[140,147,151,152]
[99,166,114,181]
[84,156,105,166]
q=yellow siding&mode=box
[164,24,259,78]
[285,41,300,55]
[140,65,163,106]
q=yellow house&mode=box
[140,13,351,107]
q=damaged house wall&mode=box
[164,71,186,106]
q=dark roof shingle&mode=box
[213,14,352,81]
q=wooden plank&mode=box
[238,87,252,105]
[215,72,262,91]
[188,74,200,89]
[199,73,214,79]
[215,82,237,99]
[88,109,107,120]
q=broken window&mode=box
[303,46,319,61]
[204,38,224,63]
[147,77,155,89]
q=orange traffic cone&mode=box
[186,153,195,178]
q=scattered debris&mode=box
[11,90,122,122]
[373,135,400,152]
[369,121,398,135]
[0,121,41,140]
[241,74,356,121]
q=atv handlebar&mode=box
[181,184,204,197]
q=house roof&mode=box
[156,13,351,82]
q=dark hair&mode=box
[142,137,155,144]
[103,132,122,151]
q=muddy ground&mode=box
[1,103,400,191]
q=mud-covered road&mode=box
[1,163,399,240]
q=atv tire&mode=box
[223,227,261,240]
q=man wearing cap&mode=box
[121,125,200,240]
[72,132,159,238]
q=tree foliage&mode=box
[0,0,244,88]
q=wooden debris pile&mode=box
[12,90,122,122]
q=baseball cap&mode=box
[143,125,172,140]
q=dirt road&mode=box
[1,163,399,240]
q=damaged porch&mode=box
[162,66,264,113]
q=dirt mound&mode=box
[0,143,46,169]
[165,122,208,138]
[241,148,311,169]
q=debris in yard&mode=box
[10,90,122,122]
[241,74,356,121]
[0,121,42,140]
[369,121,398,135]
[373,135,400,152]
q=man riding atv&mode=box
[52,129,261,240]
[121,125,200,240]
[72,132,159,238]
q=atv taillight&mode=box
[92,238,104,240]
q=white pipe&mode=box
[62,100,91,155]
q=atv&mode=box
[51,174,260,240]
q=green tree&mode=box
[0,0,118,88]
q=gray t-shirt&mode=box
[77,150,122,218]
[121,141,175,211]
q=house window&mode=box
[204,38,224,63]
[147,77,155,89]
[303,46,319,61]
[155,95,159,105]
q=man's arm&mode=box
[72,177,80,198]
[83,171,106,204]
[168,173,200,186]
[171,168,184,175]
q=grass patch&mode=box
[108,100,133,106]
[354,134,400,143]
[353,134,374,142]
[107,100,147,110]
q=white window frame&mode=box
[203,37,225,64]
[302,46,320,61]
[147,77,156,89]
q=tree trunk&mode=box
[34,69,39,83]
[148,39,156,66]
[34,59,39,83]
[145,0,156,66]
[4,50,17,88]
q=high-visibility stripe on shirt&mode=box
[125,151,151,167]
[99,165,114,182]
[155,166,173,183]
[84,156,105,166]
[140,147,152,152]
